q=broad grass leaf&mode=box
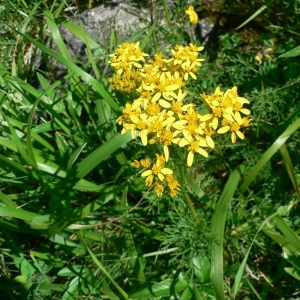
[0,190,18,208]
[129,278,188,299]
[210,165,243,300]
[74,132,131,180]
[0,206,40,222]
[62,276,79,300]
[278,45,300,58]
[284,267,300,281]
[57,266,87,277]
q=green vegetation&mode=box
[0,0,299,299]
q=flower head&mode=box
[185,5,198,26]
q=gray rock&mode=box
[35,1,149,79]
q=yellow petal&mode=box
[231,132,236,143]
[197,148,209,157]
[130,114,139,123]
[141,170,152,177]
[212,117,218,130]
[131,130,137,139]
[140,130,149,145]
[217,126,230,134]
[190,72,197,80]
[187,151,194,167]
[206,135,214,148]
[159,99,171,108]
[165,84,180,91]
[236,131,245,140]
[240,108,251,115]
[158,173,165,181]
[161,168,173,174]
[164,145,169,162]
[152,92,161,102]
[200,114,213,122]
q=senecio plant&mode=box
[108,42,251,198]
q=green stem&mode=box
[162,0,174,35]
[179,165,200,225]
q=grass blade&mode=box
[240,118,300,194]
[210,165,244,300]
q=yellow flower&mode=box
[154,184,164,197]
[185,5,198,26]
[178,135,208,166]
[141,155,173,183]
[217,112,248,143]
[140,158,151,168]
[131,160,140,168]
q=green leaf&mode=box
[129,278,188,299]
[193,255,210,284]
[77,231,129,299]
[0,206,40,222]
[13,27,121,112]
[279,144,300,197]
[179,287,193,300]
[240,118,300,194]
[278,45,300,58]
[235,0,276,30]
[284,267,300,281]
[57,265,86,277]
[210,165,244,300]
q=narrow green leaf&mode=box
[240,118,300,194]
[62,276,79,300]
[75,132,131,180]
[279,144,300,197]
[77,231,129,299]
[0,190,18,208]
[102,279,120,300]
[233,212,278,298]
[67,142,87,171]
[235,0,275,30]
[58,265,86,277]
[0,206,40,222]
[129,278,188,299]
[273,215,300,253]
[38,283,66,292]
[278,45,300,58]
[284,267,300,281]
[14,28,121,112]
[210,165,244,300]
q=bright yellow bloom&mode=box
[141,155,173,183]
[217,112,251,143]
[185,5,198,26]
[178,135,208,166]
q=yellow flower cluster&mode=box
[132,155,181,197]
[108,41,251,197]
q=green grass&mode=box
[0,0,300,299]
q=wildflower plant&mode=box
[108,41,252,198]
